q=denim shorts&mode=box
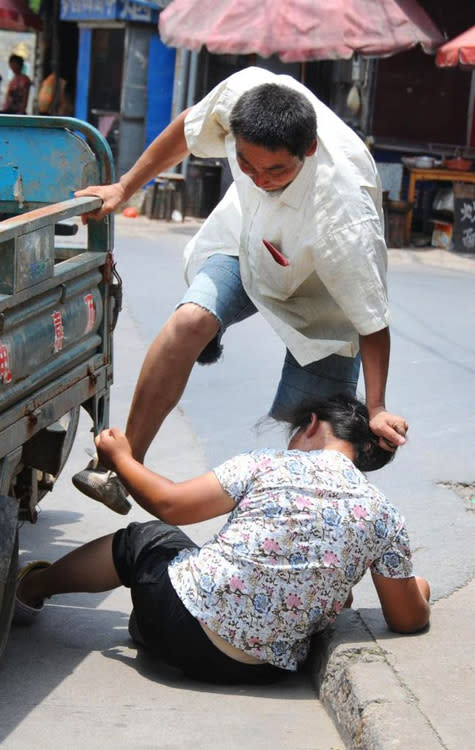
[178,254,360,418]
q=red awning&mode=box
[159,0,444,62]
[0,0,42,32]
[436,26,475,70]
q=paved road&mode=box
[2,216,474,749]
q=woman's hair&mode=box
[230,83,317,160]
[285,393,396,472]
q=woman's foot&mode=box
[13,561,51,625]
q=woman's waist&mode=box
[199,621,264,665]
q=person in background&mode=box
[37,72,69,116]
[15,394,430,684]
[2,54,31,114]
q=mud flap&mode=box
[0,495,19,584]
[0,494,19,658]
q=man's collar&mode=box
[279,152,316,208]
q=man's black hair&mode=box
[9,54,25,71]
[285,393,396,472]
[230,83,317,160]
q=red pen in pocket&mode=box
[262,239,290,267]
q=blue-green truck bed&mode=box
[0,116,121,656]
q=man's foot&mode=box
[72,458,131,515]
[14,561,51,625]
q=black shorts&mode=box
[112,520,284,684]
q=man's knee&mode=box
[172,303,220,347]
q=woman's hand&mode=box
[95,427,132,471]
[75,182,126,223]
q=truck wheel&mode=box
[0,532,18,660]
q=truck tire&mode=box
[0,532,18,660]
[0,408,80,659]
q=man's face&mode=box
[235,137,316,192]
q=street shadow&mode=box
[0,507,132,744]
[0,604,131,745]
[355,606,431,640]
[2,511,317,745]
[0,599,315,746]
[102,642,312,700]
[17,508,87,559]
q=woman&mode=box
[2,55,31,114]
[15,394,430,684]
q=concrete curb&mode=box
[310,611,444,750]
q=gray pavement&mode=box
[3,213,474,749]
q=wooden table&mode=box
[405,167,475,243]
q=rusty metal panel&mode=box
[0,365,109,458]
[0,239,14,296]
[15,225,55,293]
[0,276,104,406]
[0,494,18,584]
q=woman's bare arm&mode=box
[95,427,235,524]
[371,572,430,633]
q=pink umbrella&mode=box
[436,25,475,70]
[0,0,42,32]
[159,0,443,61]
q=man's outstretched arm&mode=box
[75,108,192,221]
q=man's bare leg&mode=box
[72,302,219,510]
[125,303,220,463]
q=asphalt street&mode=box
[1,215,474,749]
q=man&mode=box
[73,67,407,514]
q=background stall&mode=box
[61,0,175,176]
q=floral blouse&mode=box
[168,449,413,671]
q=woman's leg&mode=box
[18,534,120,608]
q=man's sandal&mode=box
[13,561,51,625]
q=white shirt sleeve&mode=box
[184,68,276,158]
[311,194,390,336]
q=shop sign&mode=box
[61,0,160,23]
